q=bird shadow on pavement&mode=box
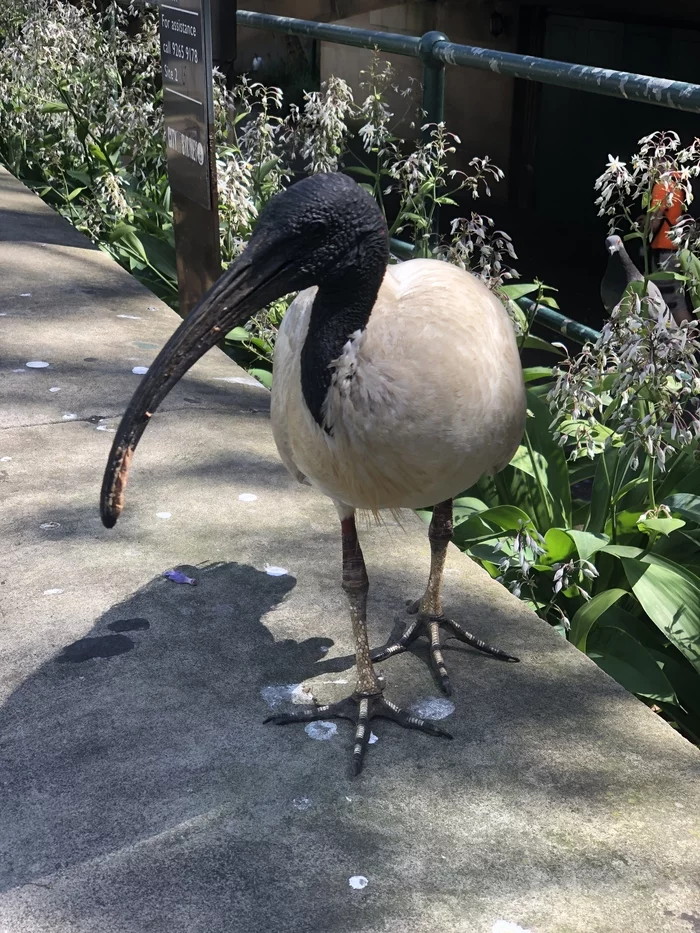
[0,560,358,894]
[0,558,512,897]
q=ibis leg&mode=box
[371,499,519,695]
[265,510,451,774]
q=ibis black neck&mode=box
[300,237,388,433]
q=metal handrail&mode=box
[236,10,700,113]
[236,9,700,343]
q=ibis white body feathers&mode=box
[271,258,526,512]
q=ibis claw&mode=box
[371,611,519,695]
[265,692,451,775]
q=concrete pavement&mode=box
[1,166,699,933]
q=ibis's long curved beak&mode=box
[100,246,295,529]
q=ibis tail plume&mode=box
[101,172,526,774]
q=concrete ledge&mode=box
[1,167,699,933]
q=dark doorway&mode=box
[513,11,700,330]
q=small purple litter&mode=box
[162,569,197,586]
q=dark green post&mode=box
[418,30,447,245]
[419,31,447,134]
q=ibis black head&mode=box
[100,172,388,528]
[248,171,388,289]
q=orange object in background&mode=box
[650,177,683,249]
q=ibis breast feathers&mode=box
[270,259,526,511]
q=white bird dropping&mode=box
[348,876,368,890]
[304,721,337,740]
[264,564,288,576]
[411,697,455,720]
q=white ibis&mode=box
[101,172,526,773]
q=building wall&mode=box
[318,3,428,153]
[321,0,519,200]
[434,1,517,199]
[235,0,407,78]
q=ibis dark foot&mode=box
[264,691,452,775]
[372,602,519,696]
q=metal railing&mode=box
[237,9,700,344]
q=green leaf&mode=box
[522,366,552,383]
[558,419,617,446]
[139,233,177,282]
[566,529,609,562]
[452,497,488,524]
[603,544,644,559]
[248,368,272,389]
[619,554,700,675]
[657,653,700,720]
[588,448,617,535]
[637,517,686,537]
[569,459,596,485]
[76,119,90,144]
[647,270,686,282]
[542,527,575,563]
[257,157,280,179]
[467,542,509,565]
[451,504,532,549]
[108,223,148,264]
[523,389,572,528]
[656,449,700,502]
[570,587,627,651]
[521,335,564,355]
[473,505,533,532]
[345,165,377,178]
[508,444,548,480]
[225,326,250,342]
[40,101,69,114]
[88,142,108,163]
[401,212,429,228]
[501,283,539,300]
[588,623,678,704]
[453,496,488,511]
[66,169,91,186]
[664,493,700,525]
[66,186,86,202]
